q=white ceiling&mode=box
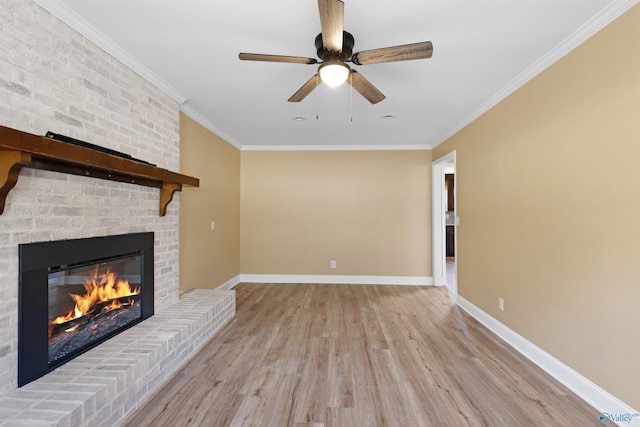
[35,0,633,150]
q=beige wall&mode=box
[179,113,241,291]
[240,150,431,277]
[434,5,640,409]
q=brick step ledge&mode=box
[0,289,235,427]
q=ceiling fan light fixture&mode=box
[319,61,350,87]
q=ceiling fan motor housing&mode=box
[315,31,355,61]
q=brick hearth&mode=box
[0,289,235,427]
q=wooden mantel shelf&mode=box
[0,125,199,216]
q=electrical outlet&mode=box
[330,260,336,269]
[210,220,215,230]
[498,297,504,312]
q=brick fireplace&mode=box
[0,2,236,425]
[0,0,183,394]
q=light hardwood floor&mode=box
[126,284,600,426]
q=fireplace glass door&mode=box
[48,253,142,366]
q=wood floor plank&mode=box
[126,284,601,427]
[325,337,354,408]
[325,407,357,427]
[229,365,284,427]
[290,336,329,424]
[258,374,299,427]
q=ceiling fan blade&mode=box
[318,0,344,52]
[288,74,320,102]
[347,70,385,104]
[351,41,433,65]
[239,53,318,65]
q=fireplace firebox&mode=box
[18,233,154,386]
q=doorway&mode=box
[432,151,457,301]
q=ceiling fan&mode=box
[239,0,433,105]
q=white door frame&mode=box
[432,150,457,300]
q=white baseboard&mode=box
[457,296,639,426]
[216,274,241,290]
[238,274,433,286]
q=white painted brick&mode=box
[0,4,230,427]
[0,397,35,410]
[0,0,181,397]
[31,401,82,427]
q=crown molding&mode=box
[180,105,243,150]
[241,144,432,151]
[431,0,639,148]
[33,0,188,104]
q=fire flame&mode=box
[52,264,140,326]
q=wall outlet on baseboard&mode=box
[330,260,336,269]
[498,297,504,312]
